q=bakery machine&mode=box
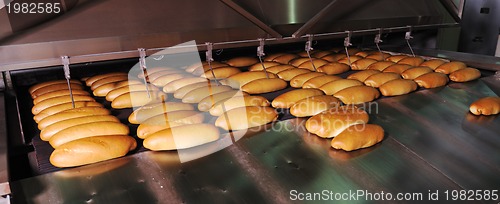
[1,0,499,203]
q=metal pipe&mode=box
[438,0,462,23]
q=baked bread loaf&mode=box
[31,84,84,99]
[297,59,329,71]
[289,58,311,67]
[142,69,184,81]
[435,61,466,74]
[185,62,227,73]
[143,124,219,150]
[241,78,288,94]
[92,80,142,97]
[449,68,481,82]
[419,59,447,70]
[248,62,281,71]
[162,77,208,93]
[367,61,395,71]
[215,106,278,130]
[364,72,401,88]
[137,110,204,138]
[290,72,325,88]
[173,81,216,99]
[272,53,299,64]
[34,101,103,122]
[209,95,270,116]
[49,121,130,148]
[317,62,350,75]
[379,79,418,96]
[277,68,311,81]
[469,96,500,116]
[272,88,324,108]
[321,53,346,62]
[182,85,233,103]
[85,72,127,86]
[331,124,384,151]
[33,89,90,105]
[264,53,286,61]
[90,75,129,91]
[290,95,341,117]
[305,106,369,138]
[397,56,424,66]
[40,115,120,141]
[302,75,342,89]
[382,64,412,74]
[365,53,392,61]
[50,135,136,168]
[198,90,247,111]
[414,72,448,88]
[354,51,370,57]
[201,67,241,79]
[337,55,362,65]
[264,65,295,74]
[128,102,194,124]
[312,51,333,58]
[347,70,381,82]
[222,71,277,89]
[32,95,96,115]
[105,84,159,102]
[29,80,82,95]
[111,91,167,109]
[386,55,408,63]
[37,107,110,130]
[151,73,187,87]
[319,79,363,95]
[333,85,380,104]
[401,66,433,79]
[351,58,377,70]
[226,57,259,67]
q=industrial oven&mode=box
[0,0,499,203]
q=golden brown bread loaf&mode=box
[37,107,111,130]
[382,64,412,74]
[354,51,370,57]
[469,96,500,115]
[449,68,481,82]
[290,95,341,117]
[215,106,278,130]
[419,59,447,70]
[289,58,311,67]
[29,80,82,95]
[34,101,103,123]
[414,72,449,88]
[143,124,219,150]
[142,69,184,81]
[128,102,194,124]
[379,79,418,96]
[226,57,259,67]
[264,53,285,61]
[331,124,384,151]
[111,91,167,109]
[351,58,378,70]
[31,84,84,99]
[305,106,369,138]
[365,53,392,61]
[397,56,424,66]
[401,66,433,79]
[162,77,208,93]
[105,84,159,101]
[50,135,136,168]
[173,81,217,99]
[297,59,329,71]
[367,61,395,71]
[317,62,350,75]
[33,89,90,105]
[264,65,295,74]
[272,53,299,64]
[136,110,205,138]
[185,62,227,73]
[272,88,324,108]
[209,95,270,116]
[386,55,409,63]
[182,85,233,103]
[92,80,143,97]
[337,55,363,65]
[222,71,277,89]
[85,72,128,86]
[248,62,281,71]
[364,72,401,88]
[198,90,247,111]
[319,79,363,95]
[347,70,381,82]
[302,75,342,89]
[90,75,129,91]
[32,95,96,115]
[333,85,380,104]
[277,68,311,81]
[151,73,187,87]
[312,51,333,58]
[49,121,130,148]
[290,72,325,88]
[321,53,346,62]
[201,67,241,79]
[40,115,120,141]
[435,61,467,74]
[241,78,288,94]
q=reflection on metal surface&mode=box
[0,92,10,196]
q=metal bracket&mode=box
[138,48,151,98]
[405,26,416,57]
[61,56,75,108]
[205,42,220,84]
[257,38,270,78]
[305,34,317,71]
[374,28,385,60]
[344,31,353,67]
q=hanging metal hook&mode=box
[61,56,75,108]
[138,48,151,98]
[375,28,385,60]
[305,34,317,71]
[205,42,220,85]
[344,31,353,68]
[257,38,270,78]
[405,26,416,57]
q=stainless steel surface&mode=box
[291,0,340,38]
[218,0,282,38]
[409,48,500,71]
[438,0,461,22]
[0,91,11,196]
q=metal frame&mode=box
[0,73,11,197]
[291,0,339,38]
[438,0,462,23]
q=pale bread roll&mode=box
[337,55,363,65]
[319,79,363,95]
[182,85,233,103]
[144,69,184,81]
[137,67,177,78]
[277,68,311,81]
[162,77,208,93]
[317,62,350,75]
[264,65,295,74]
[241,78,288,94]
[137,110,204,138]
[435,61,467,74]
[331,124,384,151]
[312,51,333,58]
[40,115,120,141]
[289,58,311,67]
[31,84,84,99]
[248,62,281,71]
[382,64,412,74]
[192,64,232,76]
[351,58,378,70]
[215,106,278,130]
[414,72,448,88]
[321,54,346,62]
[173,81,217,99]
[143,124,220,150]
[449,68,481,82]
[333,85,380,104]
[29,80,82,95]
[419,59,447,70]
[401,66,433,79]
[37,107,110,130]
[50,135,136,168]
[85,72,127,86]
[379,79,417,96]
[49,121,130,148]
[305,106,369,138]
[93,80,142,97]
[198,90,247,111]
[302,75,342,89]
[272,53,299,64]
[33,90,90,105]
[297,59,329,71]
[226,57,259,67]
[347,70,381,82]
[367,61,395,71]
[201,67,241,79]
[365,53,392,61]
[209,95,270,116]
[34,101,103,123]
[185,62,227,73]
[128,102,194,124]
[90,75,128,90]
[151,73,187,87]
[111,91,167,109]
[397,56,424,66]
[272,88,324,108]
[32,95,96,115]
[469,96,500,115]
[386,55,408,63]
[290,72,325,88]
[364,72,401,88]
[264,53,285,61]
[105,84,159,101]
[290,95,341,117]
[222,71,277,89]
